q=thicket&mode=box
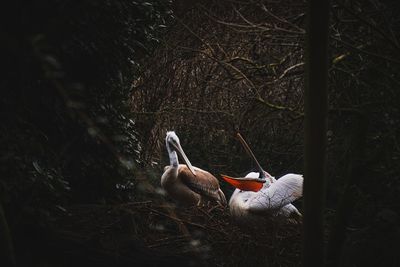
[132,0,400,265]
[1,0,399,266]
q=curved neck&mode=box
[166,141,179,167]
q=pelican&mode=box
[221,133,303,223]
[161,131,226,206]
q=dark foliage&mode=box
[0,0,172,265]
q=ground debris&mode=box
[52,200,302,266]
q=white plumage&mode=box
[228,172,303,223]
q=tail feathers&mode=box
[287,209,302,224]
[218,189,227,206]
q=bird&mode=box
[161,131,226,206]
[221,133,303,224]
[223,172,303,224]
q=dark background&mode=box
[1,0,399,266]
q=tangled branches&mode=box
[131,0,306,177]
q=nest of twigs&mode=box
[51,193,302,267]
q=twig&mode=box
[277,62,304,80]
[331,37,400,65]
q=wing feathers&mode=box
[178,165,226,204]
[247,174,303,213]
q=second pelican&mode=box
[221,133,303,224]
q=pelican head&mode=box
[166,131,197,176]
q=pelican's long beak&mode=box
[221,174,264,192]
[172,142,197,176]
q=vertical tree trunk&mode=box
[326,113,367,267]
[0,204,16,267]
[303,0,330,266]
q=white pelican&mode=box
[161,131,226,206]
[221,133,303,223]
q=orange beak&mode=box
[221,174,265,192]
